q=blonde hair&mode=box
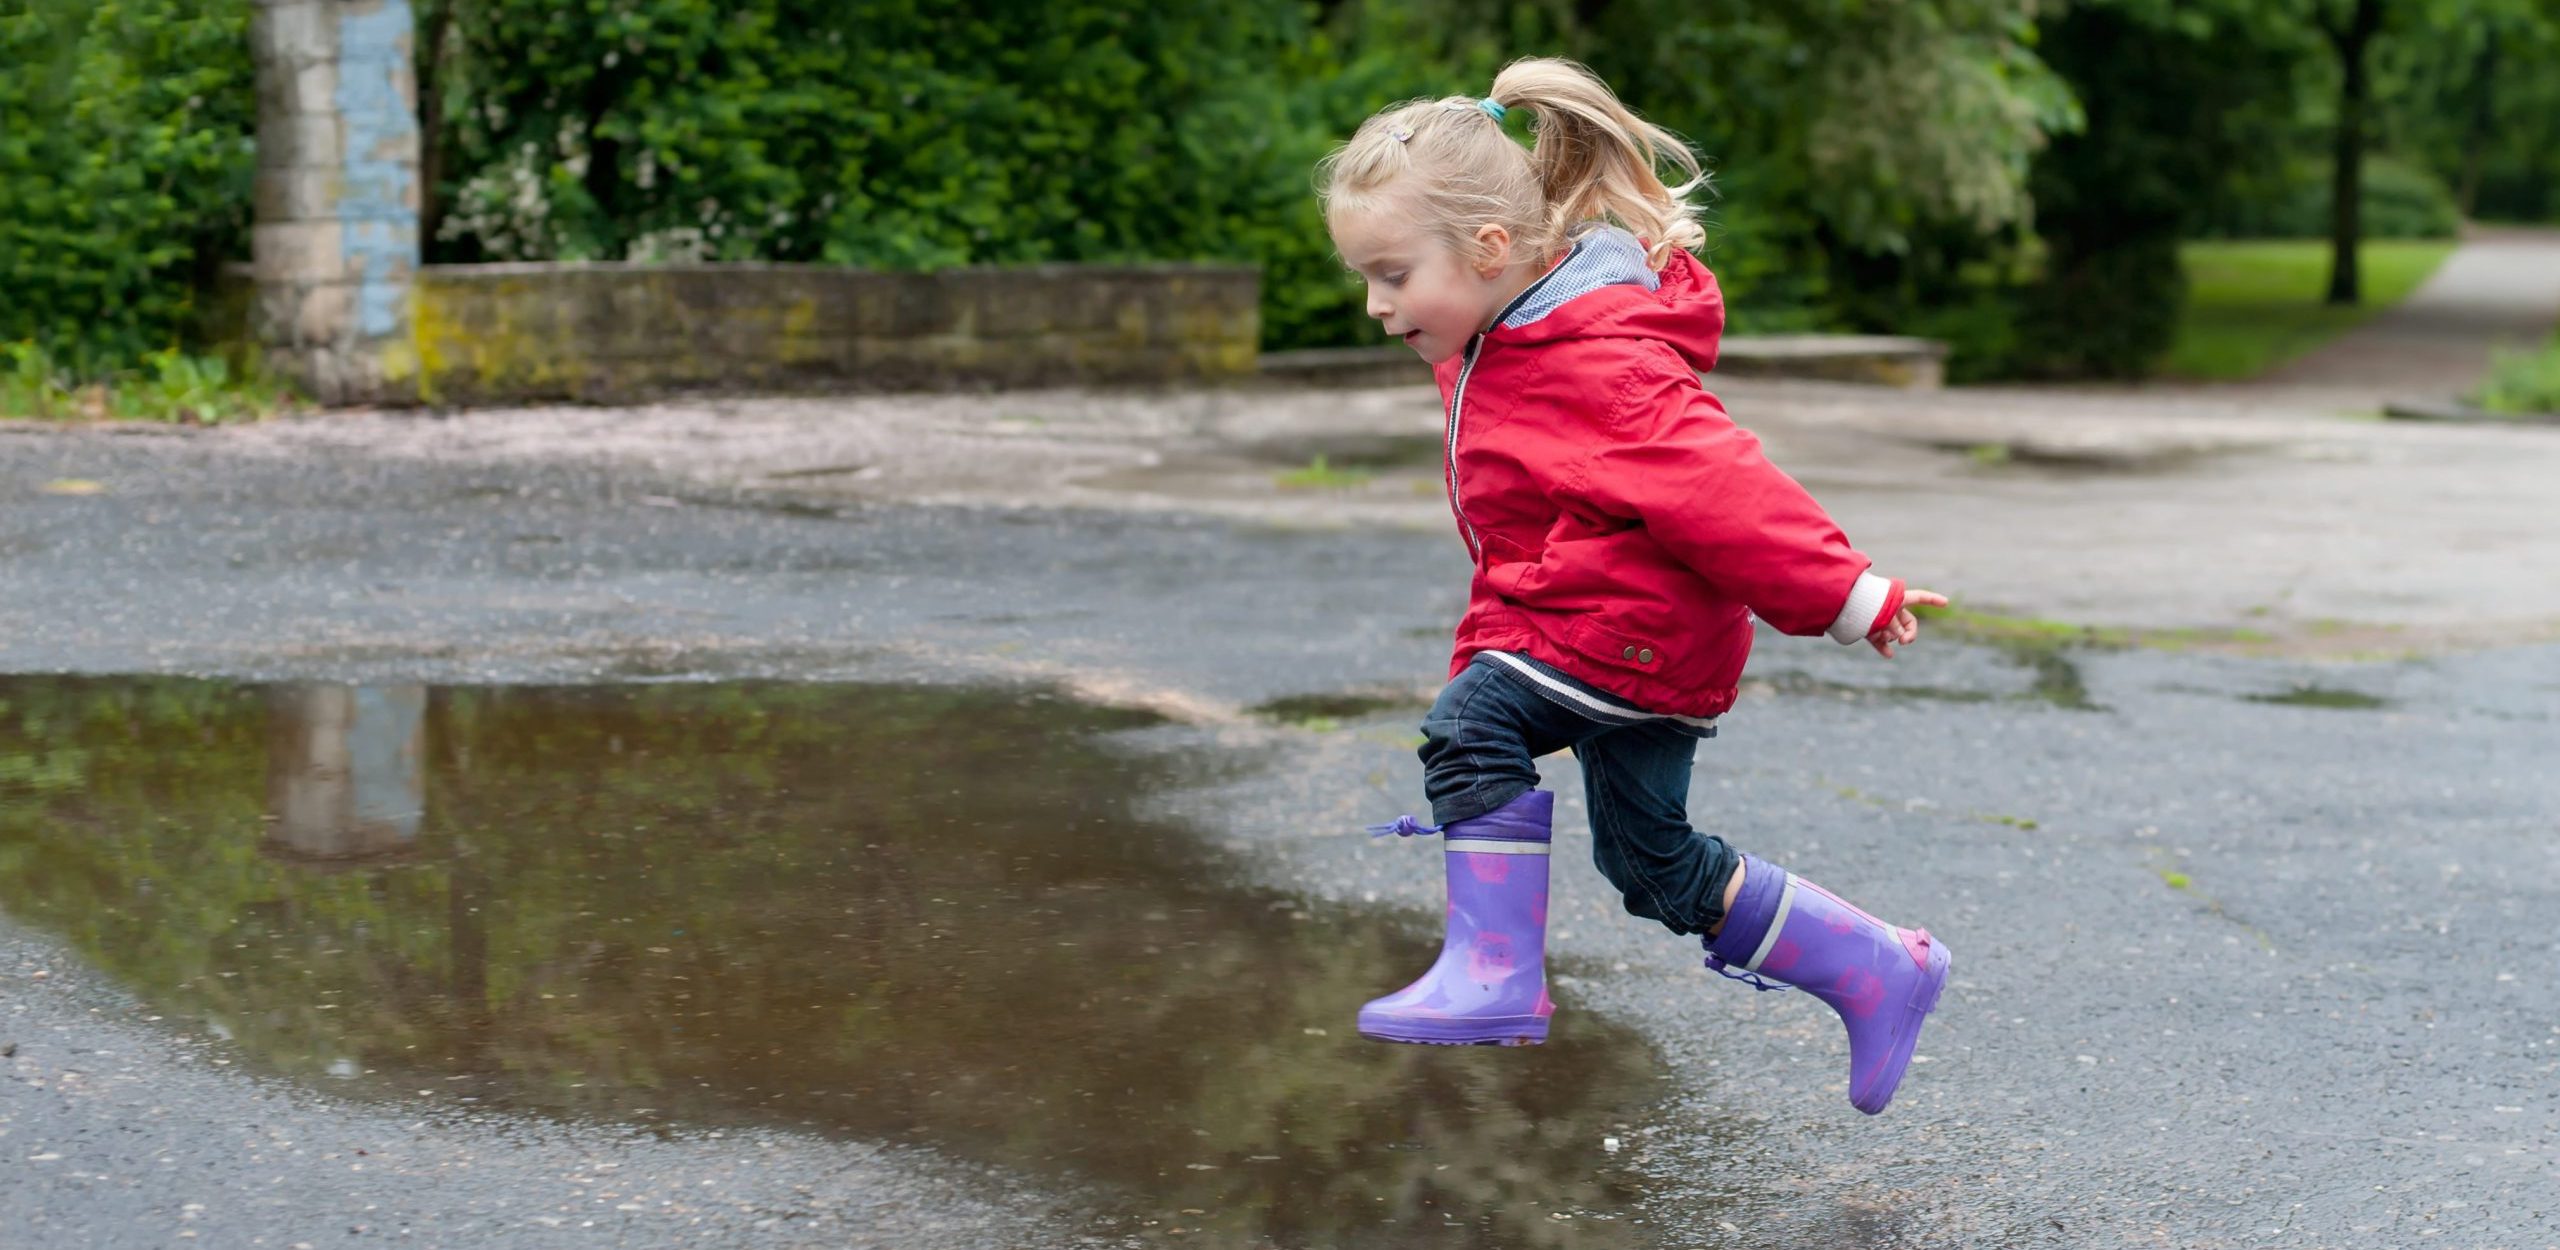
[1318,57,1708,272]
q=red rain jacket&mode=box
[1431,246,1897,721]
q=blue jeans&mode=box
[1418,652,1741,937]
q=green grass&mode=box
[1273,454,1373,490]
[3,341,298,425]
[1910,603,2130,648]
[2471,333,2560,415]
[2162,239,2458,381]
[1911,602,2274,653]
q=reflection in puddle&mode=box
[265,684,426,860]
[0,677,1695,1246]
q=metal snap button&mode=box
[1638,648,1655,663]
[1620,645,1636,660]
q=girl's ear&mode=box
[1471,224,1514,278]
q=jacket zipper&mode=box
[1445,334,1485,560]
[1442,235,1588,564]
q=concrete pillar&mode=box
[250,1,419,404]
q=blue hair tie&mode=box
[1479,98,1506,122]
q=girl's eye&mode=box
[1385,273,1408,286]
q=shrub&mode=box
[420,0,1399,348]
[2006,5,2244,380]
[2012,235,2188,380]
[0,0,258,369]
[2,340,295,424]
[1905,290,2026,384]
[2472,337,2560,415]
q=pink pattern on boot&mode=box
[1828,968,1885,1020]
[1760,938,1803,977]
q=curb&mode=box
[2382,399,2560,427]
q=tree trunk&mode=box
[2457,33,2498,220]
[2325,0,2384,306]
[447,833,490,1031]
[415,0,454,256]
[582,80,623,258]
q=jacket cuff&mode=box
[1825,571,1901,645]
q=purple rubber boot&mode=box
[1356,789,1555,1046]
[1705,855,1951,1114]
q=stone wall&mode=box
[394,262,1261,404]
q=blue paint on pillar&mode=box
[334,1,418,338]
[349,685,426,841]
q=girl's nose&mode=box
[1366,291,1394,322]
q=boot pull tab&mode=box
[1365,814,1445,838]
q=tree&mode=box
[2376,0,2560,225]
[2010,0,2300,377]
[2319,0,2387,304]
[2313,0,2560,301]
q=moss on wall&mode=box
[233,260,1260,406]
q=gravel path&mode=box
[2261,225,2560,401]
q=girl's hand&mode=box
[1868,588,1951,658]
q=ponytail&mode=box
[1489,58,1707,270]
[1320,57,1705,272]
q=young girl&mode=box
[1324,58,1952,1115]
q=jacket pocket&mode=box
[1560,614,1672,678]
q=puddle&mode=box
[2013,648,2100,710]
[1248,690,1430,725]
[1756,644,2098,712]
[1751,671,2000,706]
[0,676,1691,1245]
[2241,684,2390,710]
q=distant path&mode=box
[2258,224,2560,399]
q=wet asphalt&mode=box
[3,426,2556,1249]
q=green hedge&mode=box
[0,0,257,370]
[419,0,1421,350]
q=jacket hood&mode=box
[1484,225,1725,373]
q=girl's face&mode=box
[1330,210,1512,365]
